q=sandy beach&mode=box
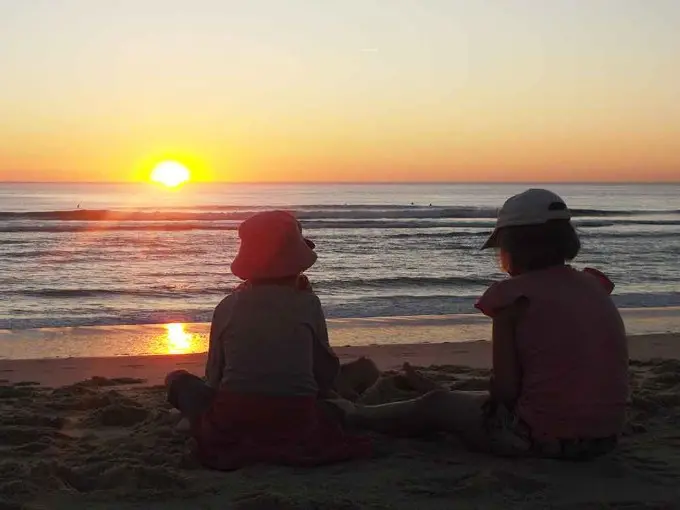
[1,331,679,509]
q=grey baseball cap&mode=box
[482,189,571,249]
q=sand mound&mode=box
[0,412,64,429]
[82,402,149,428]
[71,377,146,388]
[0,381,195,507]
[0,385,41,400]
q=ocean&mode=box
[1,182,679,331]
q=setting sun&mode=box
[150,161,191,187]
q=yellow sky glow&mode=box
[1,1,678,183]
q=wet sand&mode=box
[1,333,680,509]
[3,307,680,360]
[0,333,677,388]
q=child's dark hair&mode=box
[496,219,580,274]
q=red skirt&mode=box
[192,390,373,471]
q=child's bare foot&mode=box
[325,398,359,423]
[175,417,191,433]
[335,381,360,401]
[338,357,380,396]
[328,398,357,413]
[402,362,441,392]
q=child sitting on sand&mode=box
[165,210,371,470]
[336,189,629,460]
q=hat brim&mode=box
[481,229,499,250]
[231,243,317,280]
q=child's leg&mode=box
[345,389,490,445]
[165,370,216,426]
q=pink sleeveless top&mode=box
[476,266,629,440]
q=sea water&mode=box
[1,183,679,332]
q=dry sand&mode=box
[1,334,680,509]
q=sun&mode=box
[150,161,191,187]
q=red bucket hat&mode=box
[231,211,317,280]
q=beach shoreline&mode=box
[2,306,680,362]
[0,332,678,388]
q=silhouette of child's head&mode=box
[483,189,580,275]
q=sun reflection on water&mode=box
[163,323,198,355]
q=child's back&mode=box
[479,265,628,440]
[209,283,327,397]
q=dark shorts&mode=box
[166,370,345,425]
[485,403,618,461]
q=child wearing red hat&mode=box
[166,210,371,470]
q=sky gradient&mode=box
[1,0,679,183]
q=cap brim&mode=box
[481,229,499,250]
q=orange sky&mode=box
[1,1,679,183]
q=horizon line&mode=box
[1,180,680,185]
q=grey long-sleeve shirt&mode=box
[205,284,339,396]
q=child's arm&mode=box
[205,309,225,389]
[311,300,341,397]
[490,297,527,410]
